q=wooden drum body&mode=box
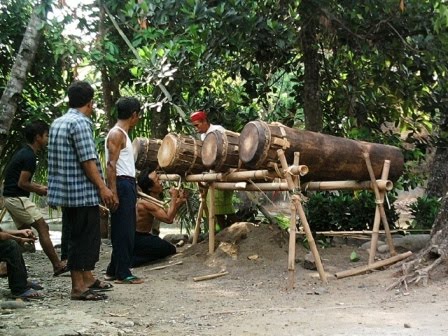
[202,129,241,172]
[133,137,162,171]
[157,133,205,174]
[239,121,404,182]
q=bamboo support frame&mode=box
[192,188,207,245]
[288,199,297,289]
[363,153,397,256]
[292,195,328,284]
[208,183,216,254]
[369,160,391,264]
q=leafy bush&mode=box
[304,191,399,232]
[408,196,441,230]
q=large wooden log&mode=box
[157,133,205,174]
[132,137,161,171]
[238,121,404,182]
[202,129,241,172]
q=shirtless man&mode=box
[132,167,187,267]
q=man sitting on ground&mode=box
[132,167,187,267]
[0,227,44,299]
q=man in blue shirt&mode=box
[48,81,115,301]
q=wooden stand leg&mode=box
[293,195,328,283]
[192,190,207,245]
[363,153,397,256]
[288,199,298,290]
[368,160,391,264]
[208,183,216,254]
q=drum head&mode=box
[202,131,223,168]
[239,121,270,168]
[157,134,177,168]
[132,137,146,163]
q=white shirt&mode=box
[200,124,225,141]
[105,126,135,177]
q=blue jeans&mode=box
[0,240,28,295]
[106,177,137,280]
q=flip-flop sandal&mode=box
[14,288,44,300]
[27,280,44,290]
[88,279,114,291]
[70,289,108,301]
[114,276,144,284]
[53,264,69,277]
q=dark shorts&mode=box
[63,206,100,271]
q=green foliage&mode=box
[304,191,399,232]
[408,196,441,230]
[274,214,290,230]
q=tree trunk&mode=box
[0,2,46,155]
[426,113,448,198]
[299,0,322,132]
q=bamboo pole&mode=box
[369,160,391,265]
[193,271,229,282]
[363,153,396,256]
[214,182,290,191]
[335,251,412,279]
[208,183,216,254]
[288,198,298,290]
[303,179,393,192]
[192,187,207,245]
[293,195,328,283]
[277,149,296,190]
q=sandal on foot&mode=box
[71,289,108,301]
[53,264,69,277]
[88,279,114,291]
[114,276,144,284]
[14,288,44,300]
[27,280,44,290]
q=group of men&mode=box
[0,80,235,301]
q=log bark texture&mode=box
[239,121,404,182]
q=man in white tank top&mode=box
[105,97,144,284]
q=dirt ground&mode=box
[1,217,447,336]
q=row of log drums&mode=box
[133,120,404,182]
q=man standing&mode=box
[105,97,143,284]
[132,167,187,267]
[3,121,67,276]
[48,81,115,301]
[190,111,236,229]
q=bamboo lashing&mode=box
[137,191,165,208]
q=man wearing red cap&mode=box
[190,110,225,141]
[190,111,237,229]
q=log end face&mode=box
[157,133,177,168]
[202,131,220,168]
[239,121,269,168]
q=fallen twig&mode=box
[193,271,229,282]
[147,261,183,271]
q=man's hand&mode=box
[17,229,37,240]
[100,186,117,212]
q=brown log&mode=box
[157,133,205,174]
[202,129,241,172]
[238,121,404,182]
[132,137,162,171]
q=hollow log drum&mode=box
[238,121,404,182]
[157,133,205,174]
[202,129,241,172]
[133,137,162,171]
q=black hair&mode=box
[116,97,141,120]
[24,120,49,144]
[67,81,94,108]
[137,166,156,194]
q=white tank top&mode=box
[105,126,135,177]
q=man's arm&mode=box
[0,228,36,244]
[146,188,187,224]
[81,159,116,211]
[105,129,124,207]
[17,171,47,196]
